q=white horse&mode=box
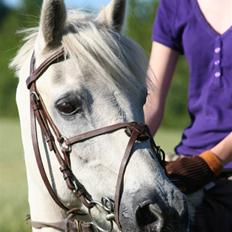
[11,0,189,231]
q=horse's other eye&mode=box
[56,97,82,116]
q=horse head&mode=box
[11,0,189,231]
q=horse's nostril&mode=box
[136,201,163,228]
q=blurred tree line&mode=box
[0,0,189,129]
[0,0,42,117]
[127,0,189,128]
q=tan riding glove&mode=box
[165,151,223,193]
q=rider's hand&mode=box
[165,151,223,193]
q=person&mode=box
[143,0,232,231]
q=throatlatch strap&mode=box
[30,88,69,211]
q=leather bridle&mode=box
[26,48,165,232]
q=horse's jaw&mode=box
[58,130,189,232]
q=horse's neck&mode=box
[17,80,65,229]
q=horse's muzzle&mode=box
[120,198,189,232]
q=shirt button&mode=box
[214,60,220,65]
[214,47,221,53]
[215,72,221,77]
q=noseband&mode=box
[26,48,165,232]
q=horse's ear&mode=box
[96,0,127,32]
[38,0,66,49]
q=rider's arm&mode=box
[211,132,232,165]
[144,41,179,135]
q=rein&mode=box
[26,48,165,231]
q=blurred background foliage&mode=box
[0,0,189,129]
[0,0,42,117]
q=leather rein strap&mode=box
[26,49,165,231]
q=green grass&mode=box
[155,128,182,154]
[0,119,30,232]
[0,119,182,232]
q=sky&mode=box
[3,0,111,9]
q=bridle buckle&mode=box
[125,123,150,141]
[59,136,72,153]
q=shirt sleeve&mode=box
[152,0,183,54]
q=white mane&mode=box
[11,10,147,94]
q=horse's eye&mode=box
[56,97,82,116]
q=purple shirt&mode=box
[153,0,232,168]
